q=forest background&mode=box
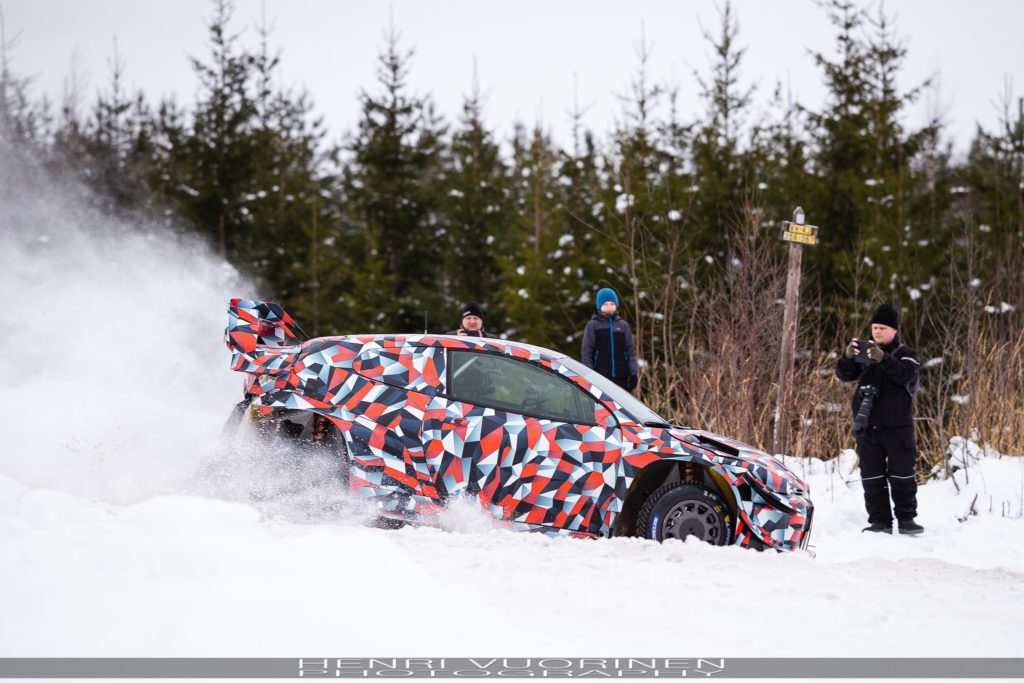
[2,0,1021,471]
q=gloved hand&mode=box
[867,345,884,363]
[844,340,859,358]
[627,374,638,391]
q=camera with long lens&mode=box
[853,384,879,433]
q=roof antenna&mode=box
[423,309,428,335]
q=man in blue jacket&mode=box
[581,288,639,393]
[835,303,924,535]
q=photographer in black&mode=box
[835,304,924,535]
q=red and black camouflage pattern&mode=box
[226,299,813,551]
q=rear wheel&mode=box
[636,481,734,546]
[221,396,253,438]
[303,414,351,488]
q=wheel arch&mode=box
[612,458,739,537]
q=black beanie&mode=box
[461,301,484,320]
[870,303,899,330]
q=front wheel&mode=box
[636,481,734,546]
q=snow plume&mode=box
[0,150,245,502]
[195,416,378,526]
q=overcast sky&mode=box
[4,0,1023,155]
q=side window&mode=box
[449,351,598,424]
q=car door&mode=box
[422,349,621,534]
[349,341,448,509]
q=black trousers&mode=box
[855,425,919,524]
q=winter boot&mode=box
[862,522,893,534]
[898,520,924,535]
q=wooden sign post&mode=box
[772,207,818,458]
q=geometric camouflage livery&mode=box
[226,299,814,552]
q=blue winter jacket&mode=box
[581,313,638,380]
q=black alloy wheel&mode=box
[636,481,734,546]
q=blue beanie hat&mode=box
[596,288,619,309]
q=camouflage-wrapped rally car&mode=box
[225,299,813,552]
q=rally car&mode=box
[224,299,813,551]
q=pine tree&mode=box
[439,66,514,333]
[0,8,47,149]
[601,31,664,359]
[242,15,327,334]
[962,89,1024,307]
[146,97,190,227]
[803,0,874,318]
[174,0,260,263]
[146,0,328,336]
[804,0,936,328]
[500,122,567,346]
[690,0,756,254]
[501,99,608,351]
[861,6,939,314]
[81,40,158,217]
[340,26,446,333]
[600,33,700,376]
[556,92,609,350]
[747,81,813,234]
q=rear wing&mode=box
[225,299,305,377]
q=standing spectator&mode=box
[835,303,924,535]
[447,301,487,337]
[581,288,638,393]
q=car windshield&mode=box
[557,357,670,426]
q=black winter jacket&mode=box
[835,337,920,429]
[581,313,638,380]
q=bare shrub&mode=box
[631,199,1023,471]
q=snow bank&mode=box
[788,447,1024,572]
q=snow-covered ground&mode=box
[3,451,1023,658]
[2,156,1023,665]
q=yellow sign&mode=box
[786,223,815,236]
[781,221,819,246]
[782,231,817,245]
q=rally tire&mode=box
[336,431,351,488]
[636,481,734,546]
[314,421,351,488]
[220,396,252,438]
